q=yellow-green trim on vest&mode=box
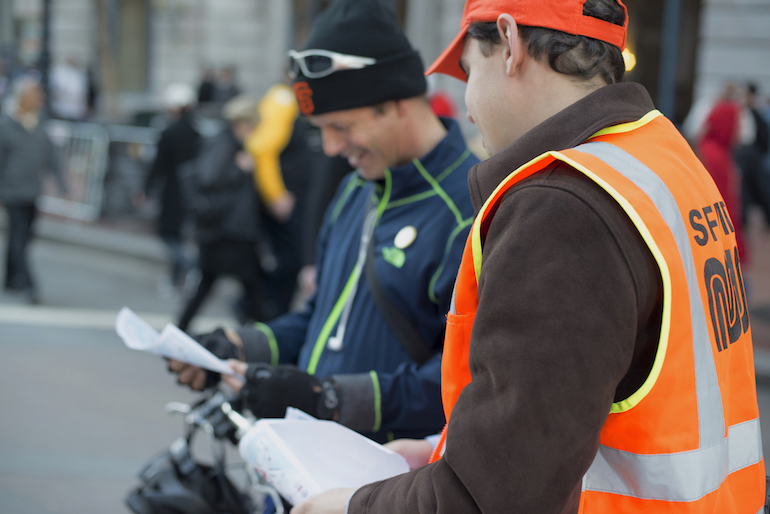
[470,151,555,282]
[588,110,662,139]
[549,150,672,414]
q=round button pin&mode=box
[394,226,417,249]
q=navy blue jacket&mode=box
[239,119,477,442]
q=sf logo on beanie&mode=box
[293,81,315,116]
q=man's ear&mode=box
[497,14,522,77]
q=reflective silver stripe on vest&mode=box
[570,143,762,500]
[575,142,725,445]
[585,418,762,501]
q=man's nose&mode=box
[321,128,346,157]
[466,111,475,125]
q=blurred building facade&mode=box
[693,0,770,103]
[0,0,768,125]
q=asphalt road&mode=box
[2,229,770,513]
[0,233,243,514]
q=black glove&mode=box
[195,328,240,359]
[240,363,340,420]
[194,328,240,389]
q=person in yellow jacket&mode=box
[246,82,299,222]
[245,82,313,319]
[292,0,766,512]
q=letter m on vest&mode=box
[704,248,750,352]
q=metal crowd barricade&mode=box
[41,120,110,221]
[102,124,160,219]
[39,117,223,223]
[39,120,163,222]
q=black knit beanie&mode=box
[291,0,427,116]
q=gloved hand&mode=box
[240,363,340,420]
[168,328,242,390]
[198,328,243,389]
[196,328,241,360]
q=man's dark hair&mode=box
[467,0,626,85]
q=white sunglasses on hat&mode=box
[288,49,376,79]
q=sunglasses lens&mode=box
[304,55,334,74]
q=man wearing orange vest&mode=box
[292,0,766,513]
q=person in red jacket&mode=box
[697,94,748,263]
[292,0,765,512]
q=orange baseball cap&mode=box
[426,0,628,81]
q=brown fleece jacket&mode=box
[349,82,664,514]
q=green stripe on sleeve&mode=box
[370,371,382,433]
[254,322,279,366]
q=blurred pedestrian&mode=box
[697,87,748,262]
[176,95,263,332]
[212,66,240,106]
[143,83,201,292]
[244,80,314,319]
[86,66,99,118]
[0,78,66,303]
[197,67,216,105]
[763,96,770,184]
[49,56,88,121]
[0,59,9,110]
[735,83,770,228]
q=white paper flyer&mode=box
[115,307,235,376]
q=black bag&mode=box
[177,155,241,229]
[125,438,253,514]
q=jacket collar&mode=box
[468,82,656,212]
[373,117,470,201]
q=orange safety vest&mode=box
[431,111,765,512]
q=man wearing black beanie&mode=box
[172,0,479,448]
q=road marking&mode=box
[0,304,229,332]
